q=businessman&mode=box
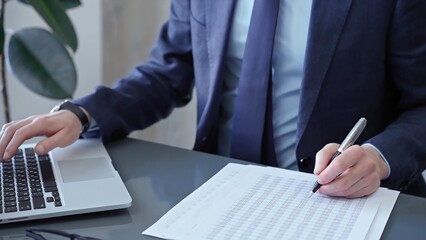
[1,0,426,198]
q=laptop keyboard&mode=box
[0,147,62,213]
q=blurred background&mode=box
[3,0,426,181]
[2,0,196,149]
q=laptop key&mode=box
[18,191,29,197]
[32,197,46,209]
[32,192,44,198]
[4,201,16,207]
[5,206,17,213]
[4,191,16,197]
[39,161,55,184]
[19,201,32,211]
[44,186,58,192]
[3,196,16,202]
[31,187,43,193]
[18,196,30,202]
[2,147,65,219]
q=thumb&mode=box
[314,143,339,175]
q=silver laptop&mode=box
[0,139,132,224]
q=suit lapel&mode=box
[205,0,237,92]
[194,0,236,149]
[297,0,353,143]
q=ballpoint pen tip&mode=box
[308,191,313,198]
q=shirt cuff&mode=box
[87,118,99,132]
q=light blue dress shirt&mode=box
[217,0,312,170]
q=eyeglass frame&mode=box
[26,228,102,240]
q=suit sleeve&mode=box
[367,0,426,191]
[73,0,194,142]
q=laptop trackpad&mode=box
[57,157,115,183]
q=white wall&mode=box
[101,0,196,149]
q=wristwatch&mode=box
[51,100,90,134]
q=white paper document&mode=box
[143,163,399,240]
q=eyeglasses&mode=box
[26,228,102,240]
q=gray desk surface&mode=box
[1,138,426,239]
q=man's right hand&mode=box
[0,110,84,160]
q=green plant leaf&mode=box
[26,0,78,51]
[7,28,77,99]
[55,0,82,10]
[18,0,82,10]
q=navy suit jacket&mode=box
[75,0,426,196]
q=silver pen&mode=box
[308,117,367,198]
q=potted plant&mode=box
[0,0,81,122]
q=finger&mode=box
[3,118,52,159]
[3,114,70,159]
[0,118,35,160]
[314,143,339,175]
[4,111,82,158]
[322,157,374,194]
[318,147,380,197]
[1,118,32,146]
[343,173,380,198]
[319,170,362,196]
[320,173,375,198]
[317,145,364,185]
[344,156,381,198]
[345,175,380,198]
